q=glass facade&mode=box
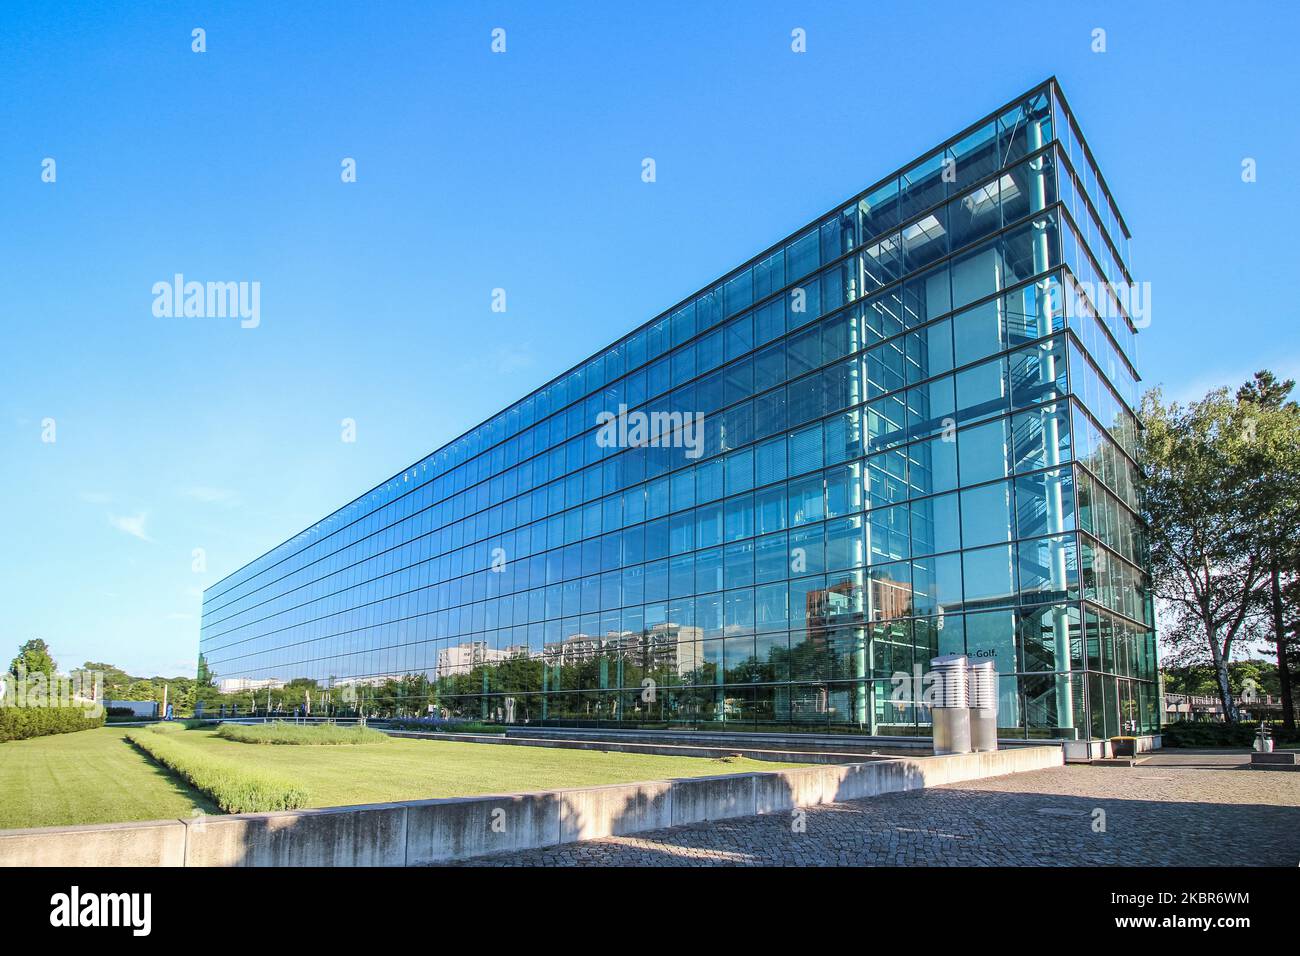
[199,79,1158,739]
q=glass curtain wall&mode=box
[199,79,1155,738]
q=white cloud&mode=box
[108,512,153,542]
[180,486,240,506]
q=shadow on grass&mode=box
[120,733,221,817]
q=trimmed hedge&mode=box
[0,707,105,742]
[126,728,309,813]
[216,721,387,746]
[1162,720,1300,748]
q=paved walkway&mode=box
[454,751,1300,866]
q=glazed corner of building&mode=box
[195,74,1159,743]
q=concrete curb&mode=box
[0,746,1063,867]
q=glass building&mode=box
[199,78,1158,740]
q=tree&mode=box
[1234,370,1300,729]
[1281,573,1300,702]
[1236,369,1297,411]
[1141,388,1267,722]
[70,662,130,699]
[9,639,56,679]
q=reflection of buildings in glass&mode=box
[436,641,525,677]
[664,624,703,677]
[217,677,283,694]
[541,623,703,677]
[541,633,600,666]
[804,581,872,728]
[868,574,913,621]
[806,579,858,636]
[332,675,398,688]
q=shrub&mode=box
[1162,720,1300,748]
[215,721,388,746]
[0,707,105,743]
[126,729,309,812]
[106,706,136,717]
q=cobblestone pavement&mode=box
[454,753,1300,866]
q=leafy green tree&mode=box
[1160,665,1217,696]
[1142,388,1265,722]
[70,661,130,699]
[9,639,56,678]
[1235,370,1300,729]
[1142,374,1300,724]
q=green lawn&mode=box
[0,726,802,829]
[0,727,215,829]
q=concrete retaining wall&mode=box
[407,791,561,864]
[0,746,1062,867]
[0,819,187,867]
[181,802,408,867]
[557,780,674,842]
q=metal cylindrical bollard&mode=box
[968,661,998,752]
[930,655,971,755]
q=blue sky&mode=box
[3,1,1297,676]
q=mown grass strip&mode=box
[125,729,309,813]
[215,721,388,746]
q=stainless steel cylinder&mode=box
[970,707,998,752]
[966,661,998,751]
[930,654,969,708]
[933,706,972,755]
[967,661,998,710]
